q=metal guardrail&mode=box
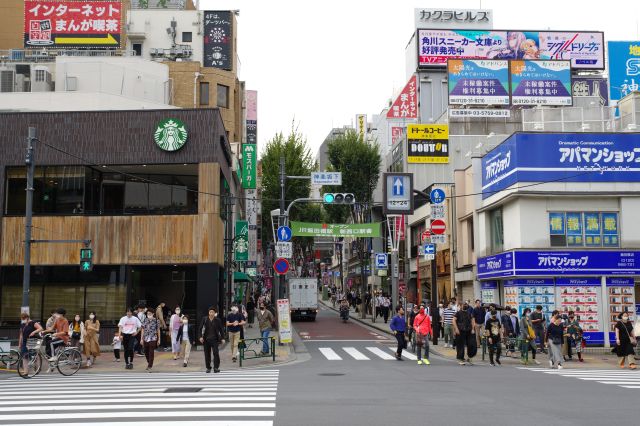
[238,337,276,367]
[0,49,137,63]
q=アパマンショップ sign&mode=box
[24,0,122,49]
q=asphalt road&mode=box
[276,305,639,426]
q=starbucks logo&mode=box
[154,118,188,151]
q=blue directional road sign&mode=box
[277,226,292,242]
[430,188,446,204]
[375,253,388,269]
[423,243,435,255]
[383,173,414,215]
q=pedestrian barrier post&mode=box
[239,337,276,367]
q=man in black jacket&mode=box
[199,306,225,373]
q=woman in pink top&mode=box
[413,307,432,365]
[170,306,182,360]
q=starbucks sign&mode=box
[154,118,188,151]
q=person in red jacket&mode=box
[413,306,432,365]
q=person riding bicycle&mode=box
[41,308,69,359]
[339,299,350,320]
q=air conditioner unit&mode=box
[0,69,15,93]
[66,76,78,91]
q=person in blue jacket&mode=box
[390,305,407,360]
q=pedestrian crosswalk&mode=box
[316,346,419,361]
[521,368,640,389]
[0,370,280,425]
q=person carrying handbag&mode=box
[614,312,636,369]
[413,306,432,365]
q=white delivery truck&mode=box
[288,278,319,321]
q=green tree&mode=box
[260,126,316,250]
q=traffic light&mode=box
[323,193,355,205]
[80,248,93,272]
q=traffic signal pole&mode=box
[22,127,36,315]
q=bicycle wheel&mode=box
[57,349,81,376]
[1,349,20,369]
[17,350,42,379]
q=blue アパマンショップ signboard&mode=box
[510,60,572,106]
[418,30,604,69]
[447,59,510,105]
[608,41,640,105]
[477,250,640,279]
[481,133,640,199]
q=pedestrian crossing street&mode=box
[521,368,640,390]
[0,370,280,425]
[317,346,421,361]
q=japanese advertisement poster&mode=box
[447,59,509,105]
[480,281,497,304]
[571,77,609,106]
[607,41,640,105]
[203,10,233,69]
[418,30,604,69]
[387,75,419,119]
[246,90,257,145]
[510,60,572,106]
[557,278,601,333]
[606,278,635,336]
[277,299,292,343]
[234,220,249,262]
[504,279,555,318]
[407,124,449,164]
[24,0,122,49]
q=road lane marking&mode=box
[318,347,342,360]
[387,347,418,360]
[343,347,370,360]
[366,347,395,360]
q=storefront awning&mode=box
[234,272,254,282]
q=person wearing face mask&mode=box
[18,313,42,357]
[413,306,432,365]
[452,302,477,365]
[84,311,100,367]
[256,303,275,355]
[545,315,567,369]
[176,314,195,367]
[614,312,636,369]
[69,313,85,352]
[170,306,183,360]
[141,309,161,372]
[226,305,246,362]
[484,309,503,366]
[118,308,142,370]
[200,306,225,373]
[520,308,540,365]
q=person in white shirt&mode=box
[176,314,195,367]
[118,308,142,370]
[170,306,183,360]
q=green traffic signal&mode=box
[81,261,92,272]
[323,193,355,205]
[80,248,93,272]
[323,193,335,203]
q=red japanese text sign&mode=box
[387,75,419,119]
[24,0,122,49]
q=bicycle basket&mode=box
[26,338,41,350]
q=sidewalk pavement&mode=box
[319,298,629,369]
[1,322,295,376]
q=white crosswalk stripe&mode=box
[318,347,342,360]
[520,368,640,389]
[316,346,428,361]
[0,370,279,425]
[365,347,396,360]
[343,347,370,360]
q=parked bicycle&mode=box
[17,333,82,378]
[0,340,19,370]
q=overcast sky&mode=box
[200,0,640,157]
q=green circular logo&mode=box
[154,118,188,151]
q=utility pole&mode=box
[22,127,36,315]
[277,156,286,303]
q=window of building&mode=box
[35,69,46,82]
[549,211,619,247]
[182,32,192,43]
[199,82,210,105]
[132,43,142,56]
[217,84,229,108]
[490,208,503,253]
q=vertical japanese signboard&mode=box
[242,144,256,189]
[407,124,449,164]
[608,41,640,105]
[386,75,419,120]
[203,11,232,69]
[24,0,122,49]
[246,90,258,145]
[417,30,604,70]
[234,220,249,262]
[510,60,572,106]
[390,126,405,147]
[355,114,366,141]
[277,299,292,343]
[447,59,510,105]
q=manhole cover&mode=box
[164,387,202,393]
[318,373,345,377]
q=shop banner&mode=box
[448,59,509,105]
[203,11,232,69]
[356,114,367,141]
[572,77,609,106]
[242,144,256,189]
[24,0,122,49]
[480,281,497,304]
[390,126,405,147]
[387,75,419,119]
[407,124,449,164]
[234,220,249,262]
[607,41,640,105]
[606,279,635,342]
[481,133,640,199]
[549,212,565,235]
[246,90,257,144]
[291,221,381,238]
[557,278,601,337]
[510,60,572,106]
[479,250,640,278]
[277,299,292,343]
[417,30,604,69]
